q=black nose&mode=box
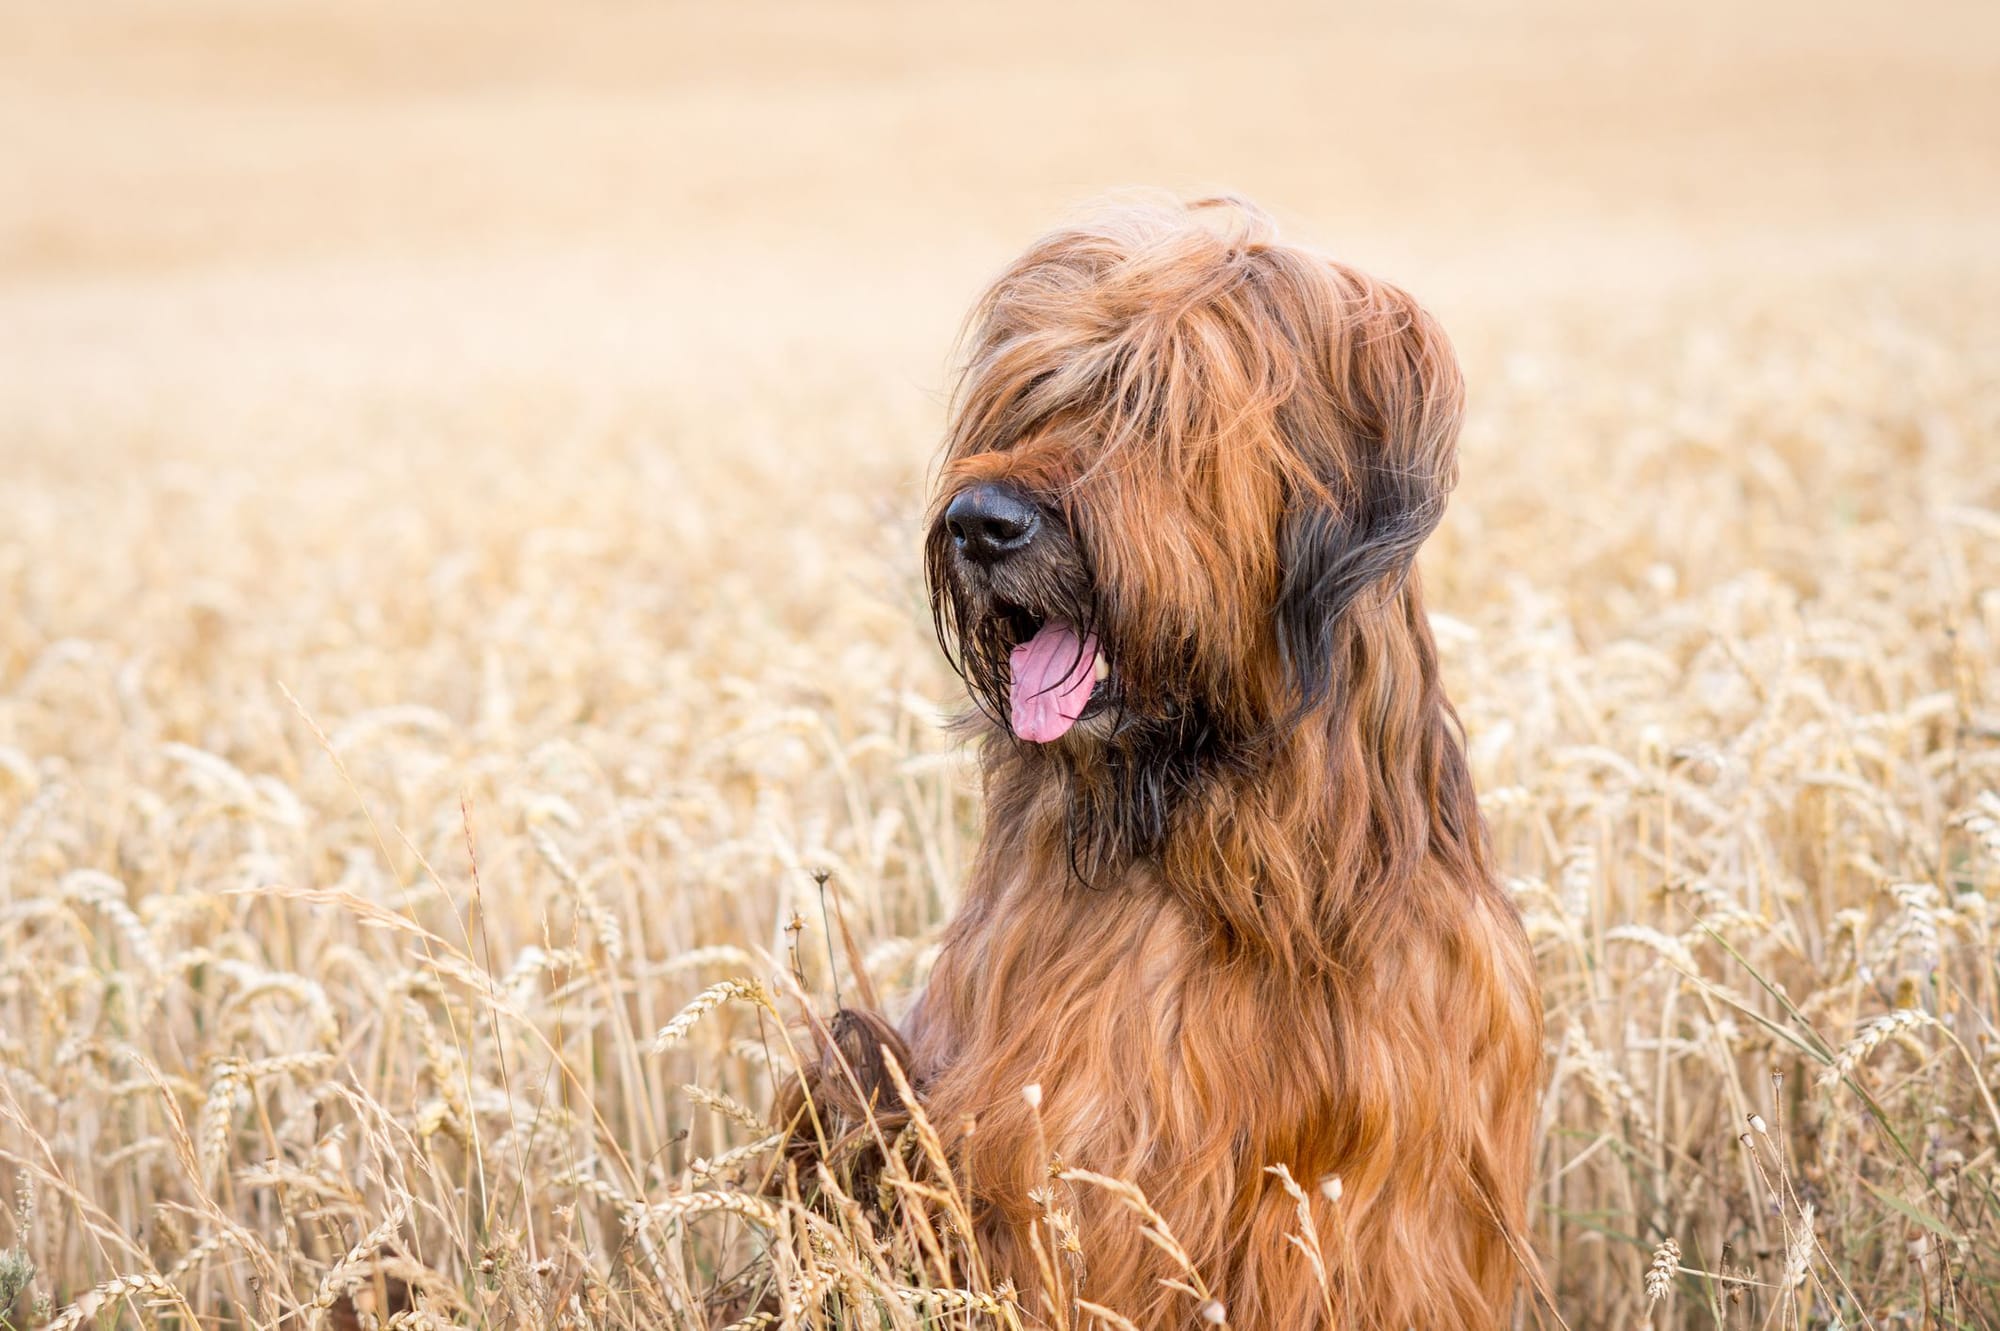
[945,483,1041,563]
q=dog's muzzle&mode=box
[935,478,1111,743]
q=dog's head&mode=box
[927,197,1464,769]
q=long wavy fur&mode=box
[786,196,1543,1329]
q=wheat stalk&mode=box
[651,980,773,1051]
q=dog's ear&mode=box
[1274,274,1462,711]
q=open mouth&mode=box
[996,603,1112,742]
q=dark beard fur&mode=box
[973,695,1235,888]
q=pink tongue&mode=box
[1009,620,1100,742]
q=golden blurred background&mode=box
[6,0,1997,433]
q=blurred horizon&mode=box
[4,0,1998,460]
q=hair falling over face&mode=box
[787,196,1545,1330]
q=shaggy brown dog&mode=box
[789,197,1542,1330]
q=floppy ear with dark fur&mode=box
[1273,274,1463,712]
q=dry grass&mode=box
[3,2,1999,1327]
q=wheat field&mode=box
[3,2,1999,1327]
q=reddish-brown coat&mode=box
[794,198,1542,1330]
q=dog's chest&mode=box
[910,863,1298,1174]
